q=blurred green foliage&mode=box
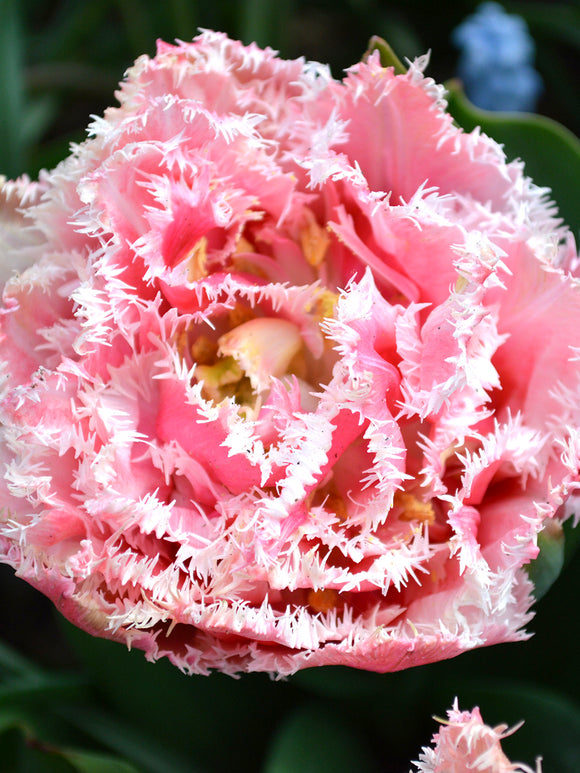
[1,0,579,179]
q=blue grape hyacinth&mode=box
[452,2,543,112]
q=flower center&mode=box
[218,317,304,393]
[394,491,435,526]
[192,316,307,415]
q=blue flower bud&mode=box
[452,2,543,112]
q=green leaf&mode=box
[61,619,293,773]
[526,515,580,601]
[0,708,33,735]
[364,36,406,74]
[291,667,431,762]
[59,748,141,773]
[263,704,380,773]
[0,0,25,175]
[28,130,85,179]
[0,710,75,773]
[0,640,42,678]
[525,520,565,600]
[22,95,58,148]
[446,80,580,236]
[18,746,75,773]
[0,673,89,709]
[57,705,195,773]
[31,0,118,61]
[0,725,22,773]
[113,0,154,58]
[0,694,93,758]
[240,0,275,47]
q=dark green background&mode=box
[2,0,580,178]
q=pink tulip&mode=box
[0,31,578,675]
[411,699,542,772]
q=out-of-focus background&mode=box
[0,2,580,772]
[1,0,579,179]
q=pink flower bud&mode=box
[412,700,542,773]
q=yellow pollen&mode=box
[324,492,348,523]
[227,303,255,329]
[394,491,435,525]
[234,235,255,254]
[195,356,244,402]
[308,588,339,614]
[300,215,330,268]
[176,331,189,359]
[191,335,218,365]
[231,255,268,278]
[186,237,208,282]
[231,235,269,278]
[286,349,308,381]
[312,289,339,323]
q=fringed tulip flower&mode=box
[0,31,579,675]
[411,699,542,772]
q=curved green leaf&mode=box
[0,0,25,176]
[0,708,33,736]
[526,515,580,600]
[60,748,141,773]
[446,80,580,236]
[364,35,406,74]
[0,673,88,708]
[57,704,195,773]
[0,641,41,678]
[61,620,289,773]
[0,710,75,773]
[525,520,565,600]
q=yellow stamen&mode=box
[191,335,218,365]
[324,492,348,523]
[231,255,269,278]
[311,289,339,322]
[308,588,339,614]
[227,303,255,329]
[394,491,435,525]
[300,213,330,268]
[286,349,308,381]
[231,235,269,278]
[195,356,244,402]
[234,235,255,254]
[176,330,189,359]
[186,237,208,282]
